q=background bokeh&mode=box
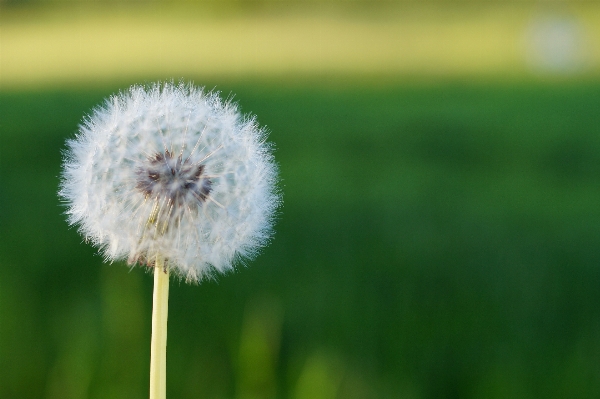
[2,1,600,398]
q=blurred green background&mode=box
[2,1,600,398]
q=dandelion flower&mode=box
[60,82,280,282]
[60,82,280,399]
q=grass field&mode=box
[2,78,600,398]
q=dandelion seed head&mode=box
[59,82,280,282]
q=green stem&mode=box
[150,257,169,399]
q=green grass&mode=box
[2,79,600,399]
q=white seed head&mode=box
[60,82,280,282]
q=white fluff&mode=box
[60,82,280,282]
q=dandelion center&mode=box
[136,150,212,206]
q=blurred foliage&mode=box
[2,78,600,399]
[3,1,600,88]
[0,0,584,6]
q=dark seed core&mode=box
[136,150,212,205]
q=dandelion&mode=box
[59,82,280,399]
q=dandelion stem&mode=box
[150,257,169,399]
